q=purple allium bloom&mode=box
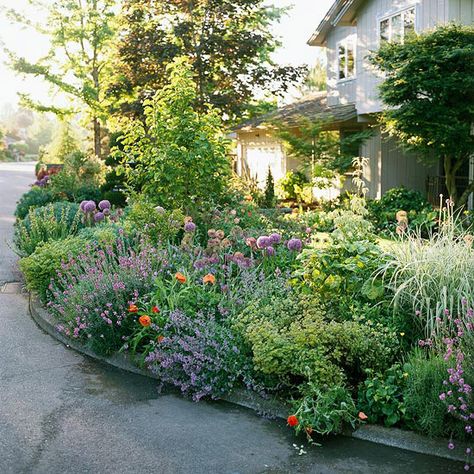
[94,212,105,222]
[103,208,110,216]
[269,233,281,245]
[448,442,455,450]
[256,236,271,249]
[265,246,275,256]
[80,200,88,212]
[184,221,196,233]
[98,199,111,211]
[83,200,96,213]
[287,238,303,252]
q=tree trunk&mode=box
[444,155,458,204]
[93,117,101,157]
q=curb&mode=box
[29,294,469,463]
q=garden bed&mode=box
[28,292,469,463]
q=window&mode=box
[379,7,416,44]
[338,40,355,80]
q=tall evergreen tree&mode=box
[108,0,306,123]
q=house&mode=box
[234,0,474,206]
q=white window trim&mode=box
[336,37,356,84]
[377,4,419,46]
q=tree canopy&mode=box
[108,0,306,124]
[371,24,474,207]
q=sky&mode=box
[0,0,334,108]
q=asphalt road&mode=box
[0,162,462,473]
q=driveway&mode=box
[0,162,462,473]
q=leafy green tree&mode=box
[3,0,118,157]
[42,121,80,164]
[299,58,327,95]
[371,24,474,207]
[109,0,306,123]
[117,58,232,212]
[276,119,372,186]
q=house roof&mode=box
[307,0,366,46]
[235,92,358,132]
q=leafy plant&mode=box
[358,364,408,427]
[14,202,82,256]
[261,167,276,208]
[15,187,58,220]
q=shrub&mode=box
[15,187,58,220]
[367,187,436,235]
[261,167,276,208]
[19,236,87,301]
[277,170,309,201]
[144,310,248,401]
[14,202,82,256]
[118,58,231,212]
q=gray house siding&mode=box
[361,128,439,198]
[449,0,474,22]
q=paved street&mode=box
[0,162,463,473]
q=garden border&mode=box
[28,293,468,464]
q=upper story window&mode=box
[379,7,416,44]
[338,40,355,81]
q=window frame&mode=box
[377,5,418,45]
[337,37,356,83]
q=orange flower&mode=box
[358,411,368,421]
[151,306,160,313]
[157,335,164,343]
[287,415,299,427]
[175,272,187,284]
[203,273,216,285]
[138,315,151,327]
[128,304,139,313]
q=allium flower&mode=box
[155,206,165,214]
[138,315,151,327]
[80,200,88,212]
[287,238,302,252]
[98,200,111,211]
[184,221,196,233]
[94,212,105,222]
[269,233,282,245]
[245,237,257,248]
[265,246,275,256]
[83,200,96,213]
[287,415,299,427]
[256,236,271,249]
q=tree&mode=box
[117,58,232,212]
[109,0,306,123]
[371,24,474,208]
[42,121,80,163]
[262,167,276,208]
[3,0,118,157]
[275,119,372,187]
[299,58,327,95]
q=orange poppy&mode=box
[358,411,368,421]
[138,315,151,327]
[128,304,139,313]
[157,335,164,343]
[175,272,187,284]
[203,273,216,285]
[151,306,160,313]
[287,415,298,427]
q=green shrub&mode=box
[19,236,87,301]
[14,202,82,256]
[124,196,184,245]
[77,223,125,247]
[403,349,467,439]
[367,187,436,234]
[277,170,309,201]
[357,364,408,427]
[15,187,58,220]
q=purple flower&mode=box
[439,393,446,401]
[269,233,281,245]
[83,200,96,213]
[256,236,271,249]
[287,238,302,252]
[94,212,105,222]
[184,221,196,233]
[80,200,88,212]
[265,246,275,256]
[98,200,111,211]
[103,208,110,216]
[448,442,455,450]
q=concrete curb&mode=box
[29,294,469,463]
